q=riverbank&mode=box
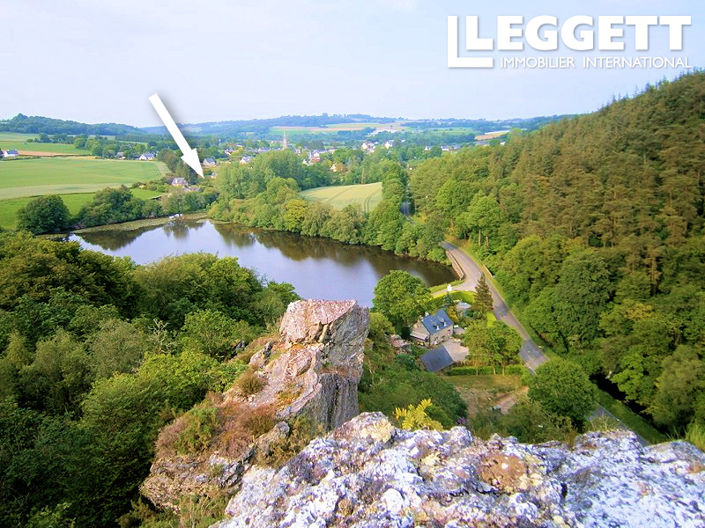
[74,212,208,234]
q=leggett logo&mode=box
[448,15,693,70]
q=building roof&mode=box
[6,150,19,155]
[421,345,454,372]
[420,309,453,335]
[171,177,187,185]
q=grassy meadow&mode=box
[0,158,166,200]
[301,182,382,213]
[0,132,89,155]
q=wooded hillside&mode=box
[410,72,705,436]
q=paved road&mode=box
[441,241,547,372]
[441,241,647,444]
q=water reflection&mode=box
[71,220,455,306]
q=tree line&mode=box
[212,149,448,262]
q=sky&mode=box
[1,0,703,126]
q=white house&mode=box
[203,158,217,167]
[361,141,376,153]
[139,152,156,161]
[2,149,19,158]
[170,177,188,187]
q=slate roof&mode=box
[420,309,453,335]
[421,345,454,372]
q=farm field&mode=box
[0,188,162,230]
[300,182,383,213]
[0,157,166,200]
[273,121,408,134]
[0,132,90,155]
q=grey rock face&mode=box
[141,300,369,511]
[216,413,705,528]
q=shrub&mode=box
[587,414,621,433]
[394,399,443,431]
[685,421,705,452]
[172,404,219,455]
[504,364,527,375]
[243,406,275,437]
[236,369,264,396]
[261,416,323,468]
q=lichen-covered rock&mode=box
[141,300,369,511]
[215,413,705,528]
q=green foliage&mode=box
[173,404,219,455]
[649,345,705,430]
[685,421,705,452]
[462,320,522,373]
[394,399,443,430]
[260,416,323,468]
[497,398,575,443]
[528,360,596,426]
[17,195,71,234]
[372,270,431,330]
[471,274,493,314]
[0,231,294,526]
[180,309,256,360]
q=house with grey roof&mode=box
[170,177,188,187]
[410,309,454,346]
[2,149,19,158]
[421,345,455,372]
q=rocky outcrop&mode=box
[141,300,369,511]
[216,413,705,528]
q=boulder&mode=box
[140,300,369,511]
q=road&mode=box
[441,241,647,444]
[441,241,547,372]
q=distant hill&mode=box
[0,114,143,136]
[140,114,399,136]
[0,112,572,139]
[140,114,570,137]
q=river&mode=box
[69,219,455,306]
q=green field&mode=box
[0,132,89,155]
[0,188,162,230]
[0,158,166,200]
[301,182,383,213]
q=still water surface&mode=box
[70,220,455,306]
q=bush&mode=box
[243,406,275,437]
[504,364,527,375]
[260,416,323,468]
[172,404,219,455]
[685,421,705,452]
[528,359,596,426]
[236,369,265,396]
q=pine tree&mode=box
[472,274,493,315]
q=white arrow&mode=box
[148,93,203,177]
